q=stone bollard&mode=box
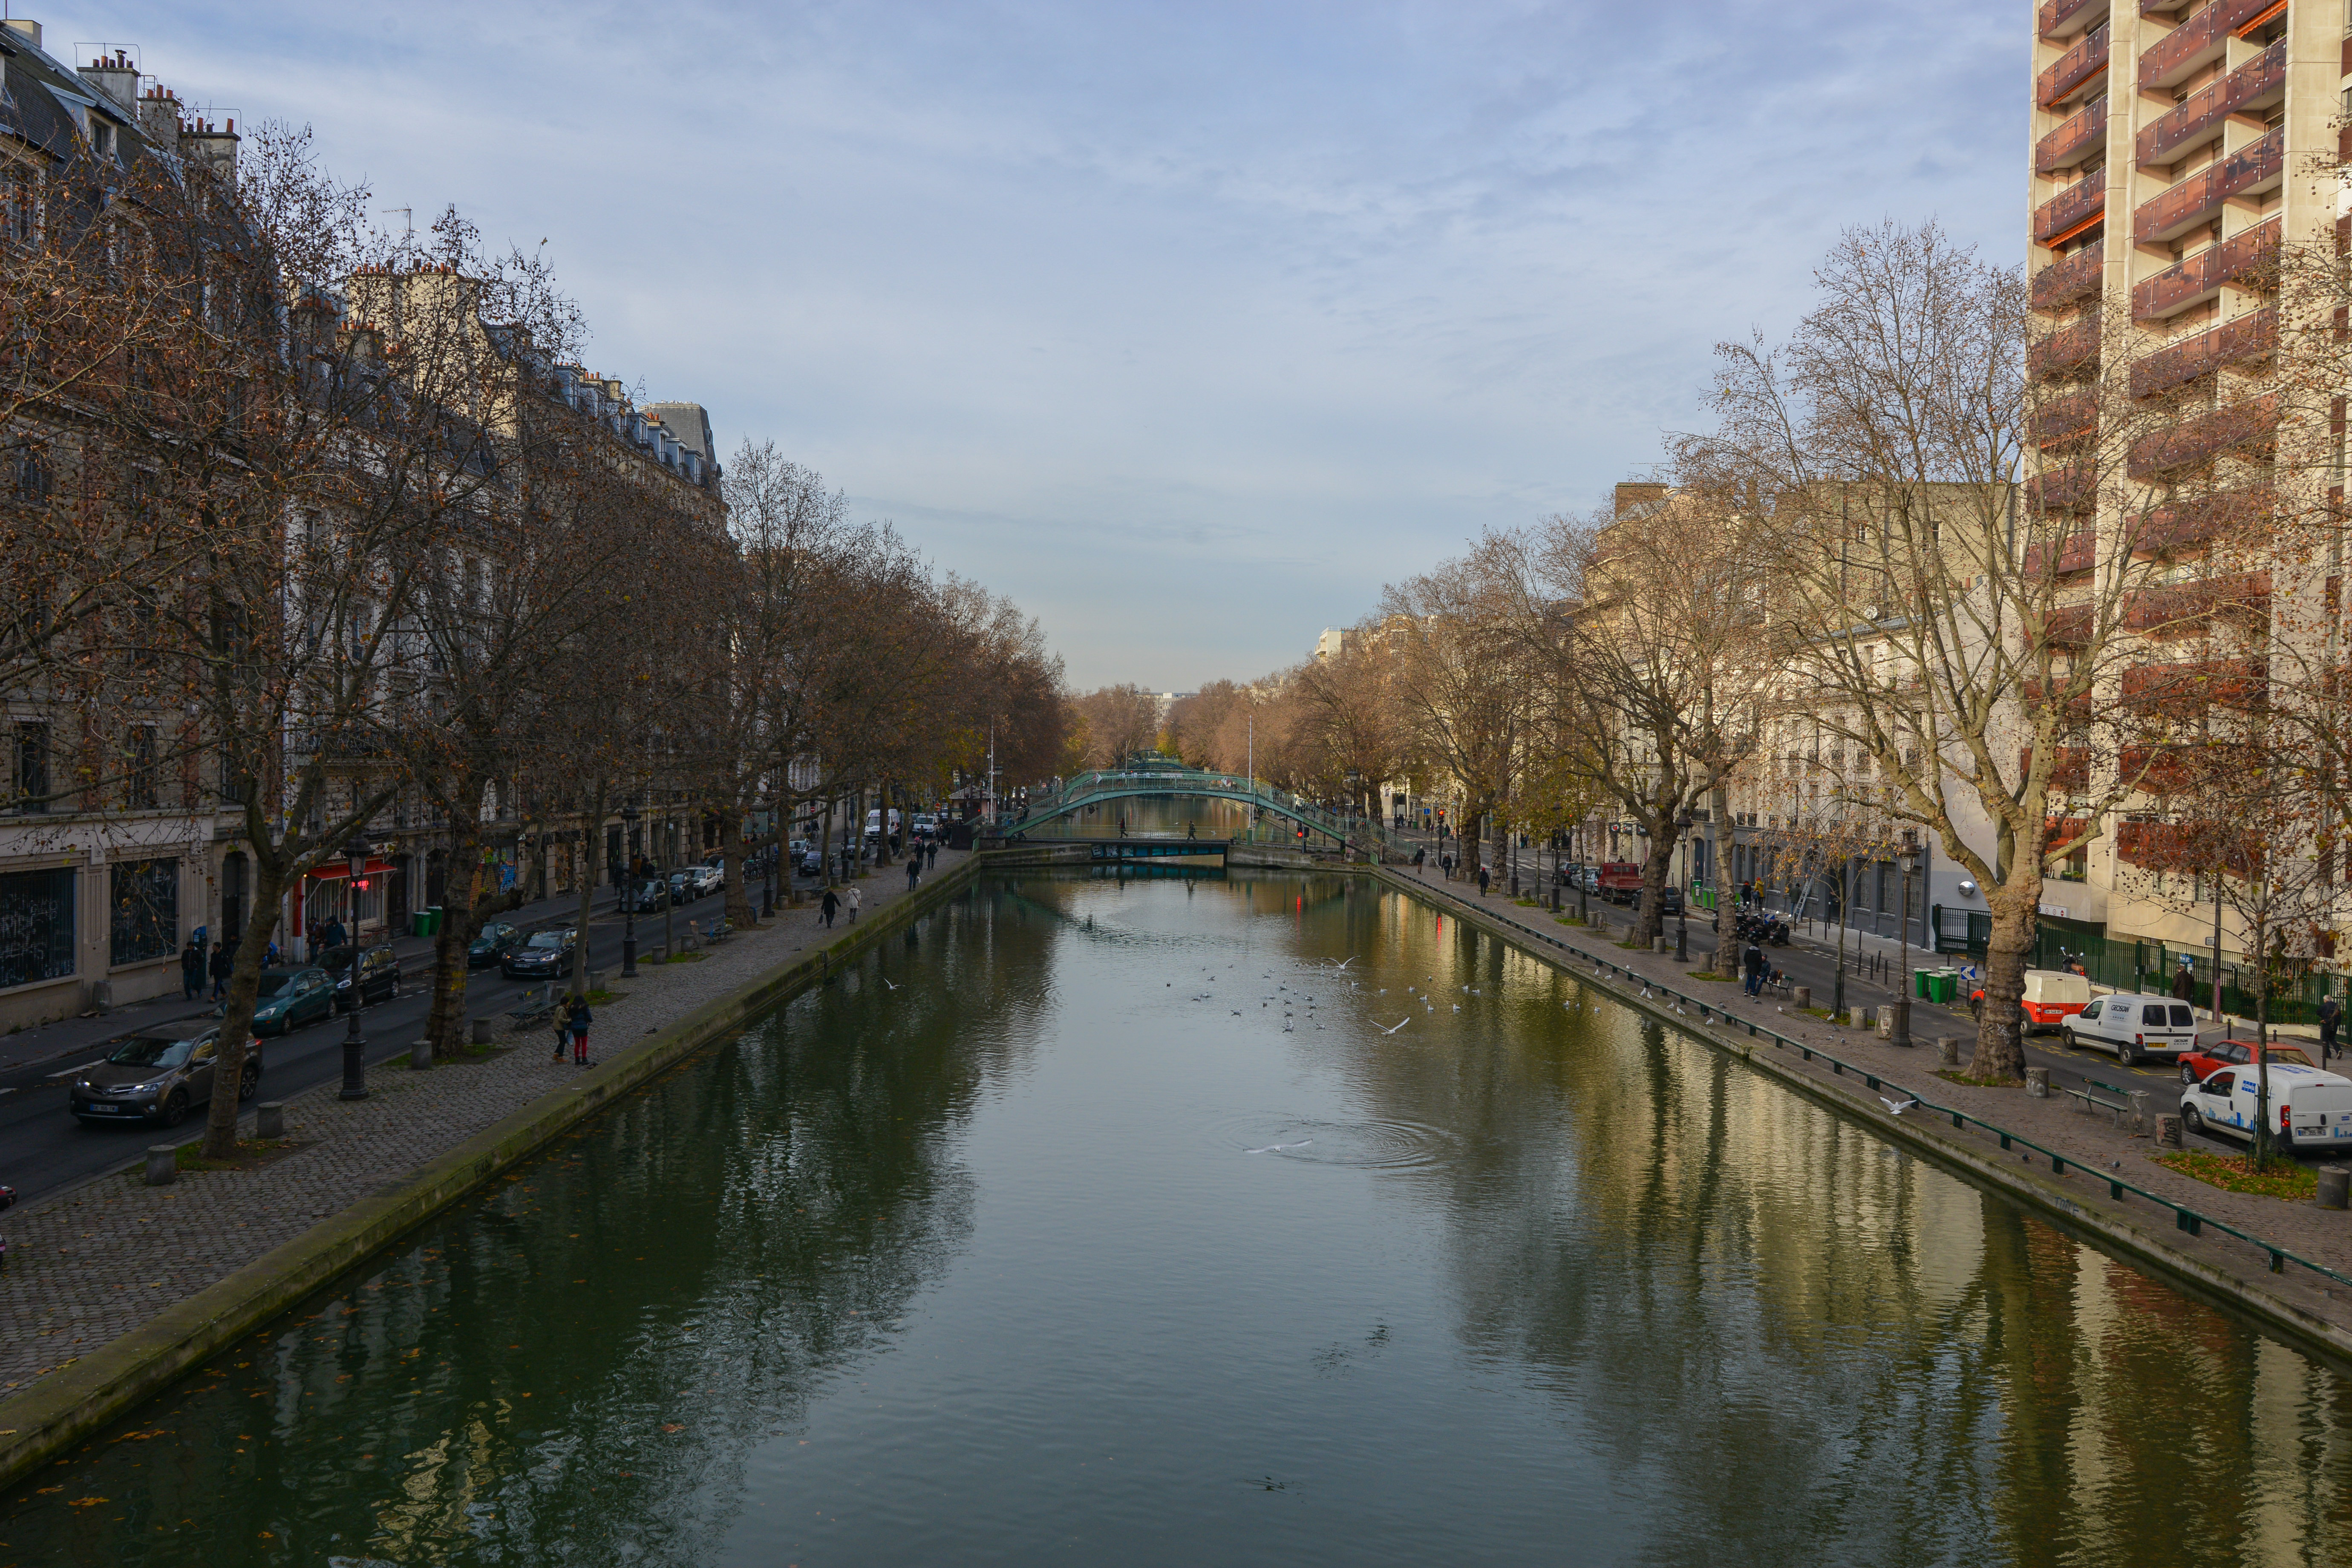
[1656,937,1673,955]
[255,1101,284,1139]
[1876,1008,1894,1041]
[2159,1114,2183,1148]
[587,970,604,996]
[1937,1037,1961,1068]
[411,1038,432,1070]
[2317,1167,2350,1211]
[472,1017,493,1046]
[1793,986,1810,1009]
[2026,1066,2050,1098]
[144,1145,176,1186]
[1848,1006,1867,1029]
[2129,1090,2150,1134]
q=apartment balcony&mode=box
[2032,248,2102,314]
[2131,128,2281,249]
[2021,679,2095,723]
[2119,656,2267,718]
[2136,41,2283,167]
[2129,307,2273,398]
[2027,459,2097,515]
[2137,0,2273,95]
[2037,174,2111,247]
[2126,393,2275,479]
[2120,574,2271,637]
[2040,602,2095,647]
[2131,216,2277,321]
[2040,0,2109,37]
[2033,389,2098,449]
[2038,98,2109,175]
[2118,742,2230,794]
[2027,745,2093,793]
[2125,484,2272,555]
[2028,313,2101,380]
[2040,24,2110,110]
[2023,527,2098,576]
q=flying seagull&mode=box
[1378,1017,1411,1035]
[882,978,899,991]
[1879,1096,1917,1116]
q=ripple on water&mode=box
[1212,1113,1464,1170]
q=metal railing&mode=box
[1395,870,2352,1294]
[1004,768,1399,856]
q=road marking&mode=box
[42,1059,105,1084]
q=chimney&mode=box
[181,116,238,176]
[137,85,179,153]
[78,49,138,112]
[1,20,40,50]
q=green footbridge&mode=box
[989,762,1396,858]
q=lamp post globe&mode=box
[338,835,371,1099]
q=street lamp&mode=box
[338,836,371,1100]
[1674,811,1693,964]
[1892,842,1920,1046]
[620,804,641,979]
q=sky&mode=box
[63,0,2020,689]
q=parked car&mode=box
[1971,968,2091,1036]
[911,814,938,841]
[2061,992,2200,1066]
[328,942,402,1011]
[225,966,335,1035]
[469,921,523,968]
[1659,885,1684,917]
[798,845,824,876]
[1594,862,1644,903]
[2181,1063,2352,1152]
[502,928,578,980]
[2177,1038,2315,1086]
[624,878,671,913]
[70,1024,261,1128]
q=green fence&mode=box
[1925,908,2344,1026]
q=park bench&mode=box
[701,917,731,944]
[507,984,561,1030]
[2062,1079,2143,1132]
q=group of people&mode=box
[179,937,233,1002]
[551,995,593,1066]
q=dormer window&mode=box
[91,120,114,160]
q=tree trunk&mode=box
[1462,811,1484,891]
[1710,788,1736,974]
[1968,869,2041,1083]
[425,811,484,1059]
[724,810,757,928]
[1634,830,1675,947]
[202,859,288,1159]
[820,797,836,888]
[570,785,608,998]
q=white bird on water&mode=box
[1880,1096,1918,1116]
[1378,1017,1411,1035]
[1245,1139,1314,1154]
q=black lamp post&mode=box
[1674,811,1693,963]
[1892,842,1920,1046]
[620,804,640,979]
[338,836,371,1100]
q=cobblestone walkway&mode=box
[0,856,966,1397]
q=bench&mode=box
[2061,1081,2141,1131]
[507,984,561,1029]
[701,917,731,944]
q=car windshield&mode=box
[254,973,295,997]
[471,928,504,945]
[108,1035,194,1068]
[525,932,565,950]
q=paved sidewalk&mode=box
[1391,870,2352,1329]
[0,854,965,1399]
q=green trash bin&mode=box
[412,911,431,939]
[1928,970,1958,1004]
[422,907,442,937]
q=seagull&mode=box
[1879,1096,1917,1116]
[1231,1009,1242,1016]
[1245,1139,1314,1153]
[1379,1017,1411,1034]
[882,978,899,991]
[1337,957,1358,970]
[1640,987,1653,1000]
[1452,1004,1461,1012]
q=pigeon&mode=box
[1378,1017,1411,1035]
[1879,1096,1917,1116]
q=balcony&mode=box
[2131,128,2281,248]
[2028,459,2097,515]
[2126,393,2276,479]
[2125,485,2271,555]
[2040,602,2095,646]
[2136,41,2283,167]
[2131,216,2277,320]
[2118,742,2229,794]
[2137,0,2274,95]
[2038,174,2110,246]
[2027,745,2094,793]
[2038,99,2109,174]
[2120,658,2267,720]
[2032,248,2103,313]
[2023,527,2098,575]
[2129,307,2273,398]
[2040,0,2109,37]
[2120,574,2271,636]
[2028,313,2101,380]
[2040,24,2110,109]
[2033,390,2098,449]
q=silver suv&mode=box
[71,1022,263,1128]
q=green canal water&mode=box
[7,872,2352,1565]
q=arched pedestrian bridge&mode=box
[989,763,1395,859]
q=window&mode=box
[0,865,75,988]
[125,725,157,809]
[108,859,178,967]
[10,448,50,502]
[0,165,36,244]
[2058,847,2087,882]
[12,721,47,813]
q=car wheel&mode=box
[2181,1064,2196,1085]
[2184,1104,2205,1134]
[2119,1040,2138,1067]
[239,1064,259,1102]
[157,1090,188,1129]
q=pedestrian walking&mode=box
[926,839,938,870]
[847,885,861,922]
[551,1007,569,1064]
[1743,940,1766,997]
[906,856,920,891]
[180,937,205,1001]
[567,996,593,1065]
[1412,847,1426,875]
[2323,993,2343,1063]
[2171,957,2198,1008]
[821,888,840,928]
[1476,864,1490,897]
[209,940,232,1001]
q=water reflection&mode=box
[3,873,2350,1566]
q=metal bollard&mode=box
[255,1101,284,1139]
[471,1017,493,1046]
[1937,1037,1961,1068]
[411,1038,432,1069]
[2317,1167,2349,1211]
[1792,986,1811,1009]
[144,1145,176,1186]
[2026,1066,2050,1098]
[2158,1114,2183,1148]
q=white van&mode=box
[2062,992,2199,1066]
[2181,1062,2352,1152]
[864,808,903,842]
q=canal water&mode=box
[6,872,2352,1566]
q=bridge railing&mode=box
[1000,770,1399,856]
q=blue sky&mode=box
[78,0,2018,687]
